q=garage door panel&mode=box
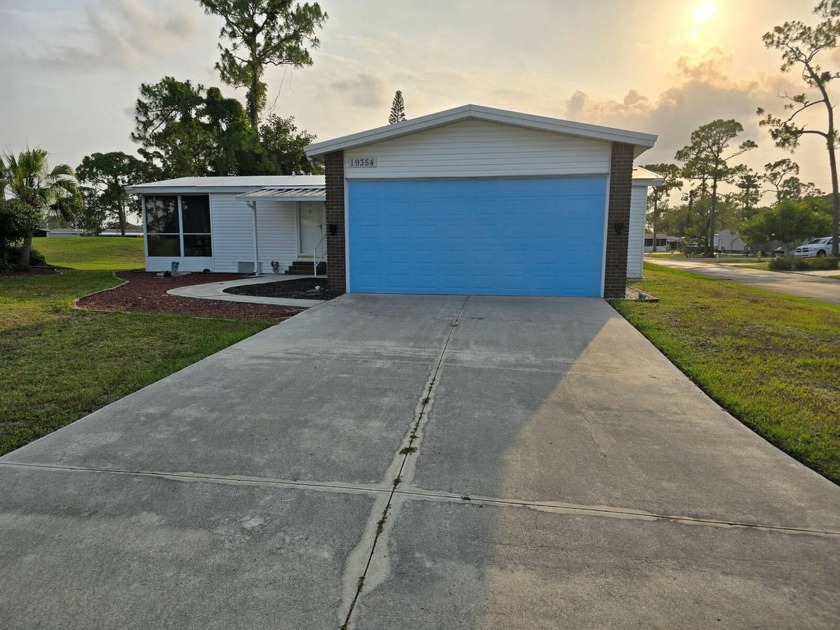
[348,177,606,296]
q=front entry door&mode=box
[299,202,325,258]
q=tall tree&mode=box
[389,90,406,124]
[0,148,78,269]
[733,166,763,220]
[76,152,147,236]
[198,0,327,128]
[758,0,840,256]
[132,77,251,178]
[675,120,757,256]
[642,163,683,251]
[253,114,319,174]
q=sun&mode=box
[693,2,715,23]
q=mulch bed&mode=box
[224,277,340,300]
[76,271,304,322]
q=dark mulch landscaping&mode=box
[76,271,304,322]
[225,277,341,300]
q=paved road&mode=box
[2,295,839,629]
[647,256,840,304]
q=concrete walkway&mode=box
[1,295,838,629]
[647,256,840,304]
[167,274,327,307]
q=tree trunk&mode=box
[17,235,32,270]
[651,198,658,253]
[119,202,127,237]
[829,137,840,257]
[708,178,718,258]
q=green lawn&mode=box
[614,263,840,484]
[0,238,270,456]
[34,236,144,270]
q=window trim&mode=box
[143,194,212,258]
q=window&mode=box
[144,195,212,258]
[145,196,181,256]
[181,196,212,257]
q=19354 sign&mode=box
[348,157,377,168]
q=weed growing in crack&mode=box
[393,476,402,487]
[376,514,388,535]
[421,397,430,405]
[461,495,471,501]
[399,446,417,455]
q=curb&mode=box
[72,271,129,311]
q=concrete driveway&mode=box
[1,295,839,629]
[648,257,840,304]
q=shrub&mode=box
[770,255,839,271]
[769,256,794,270]
[2,246,46,268]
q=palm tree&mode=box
[0,148,79,268]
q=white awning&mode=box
[236,187,326,202]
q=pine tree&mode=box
[389,91,406,124]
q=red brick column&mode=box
[324,151,346,294]
[603,142,634,298]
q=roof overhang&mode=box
[306,104,658,159]
[632,167,665,187]
[236,187,326,202]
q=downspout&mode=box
[248,200,261,276]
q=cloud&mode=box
[329,72,387,109]
[563,47,790,167]
[41,0,203,70]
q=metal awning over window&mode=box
[236,187,326,202]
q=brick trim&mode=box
[604,142,634,298]
[324,151,346,294]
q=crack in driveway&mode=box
[338,296,469,630]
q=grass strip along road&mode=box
[0,238,269,456]
[614,263,840,484]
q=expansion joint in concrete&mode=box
[338,297,470,630]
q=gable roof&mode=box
[306,104,657,159]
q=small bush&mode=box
[769,256,794,270]
[769,255,839,271]
[2,246,46,268]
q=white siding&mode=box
[627,184,647,279]
[211,194,299,273]
[344,120,611,180]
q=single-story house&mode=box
[629,167,665,277]
[129,105,659,297]
[126,175,326,274]
[306,104,657,297]
[643,233,681,252]
[716,230,747,253]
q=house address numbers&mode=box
[348,157,377,168]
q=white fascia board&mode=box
[126,185,326,195]
[306,104,658,157]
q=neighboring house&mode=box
[306,104,657,297]
[628,167,665,278]
[128,105,659,296]
[643,233,680,252]
[126,176,326,274]
[716,230,747,253]
[35,228,84,238]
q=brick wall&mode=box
[324,151,346,294]
[604,142,634,298]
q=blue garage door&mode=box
[348,177,607,296]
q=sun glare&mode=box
[693,2,715,23]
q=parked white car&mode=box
[793,237,834,257]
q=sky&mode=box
[1,0,836,195]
